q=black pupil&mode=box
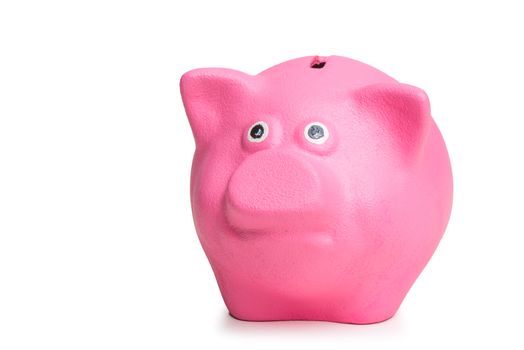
[308,125,324,139]
[250,124,265,139]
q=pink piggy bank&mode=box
[180,56,453,324]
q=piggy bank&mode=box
[180,55,452,324]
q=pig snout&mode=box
[225,150,340,232]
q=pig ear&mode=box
[180,68,256,146]
[352,83,431,163]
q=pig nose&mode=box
[226,150,339,231]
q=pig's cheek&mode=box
[190,155,233,240]
[241,118,282,153]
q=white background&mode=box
[1,1,523,349]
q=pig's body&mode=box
[181,56,453,324]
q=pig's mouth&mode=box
[225,200,335,235]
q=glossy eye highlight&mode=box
[247,121,269,142]
[304,122,329,144]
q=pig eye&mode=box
[247,121,269,143]
[304,122,329,144]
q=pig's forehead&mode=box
[244,56,396,124]
[256,56,396,102]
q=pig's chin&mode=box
[214,228,351,299]
[218,215,345,295]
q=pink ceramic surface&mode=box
[180,55,453,324]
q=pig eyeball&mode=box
[304,122,329,144]
[247,121,269,143]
